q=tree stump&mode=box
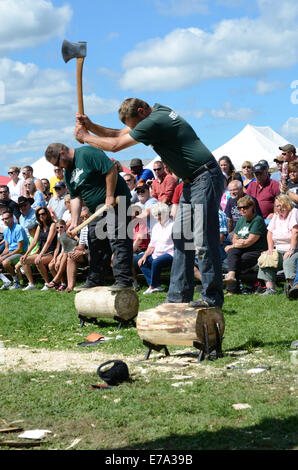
[75,287,139,324]
[137,303,225,357]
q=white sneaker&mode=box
[22,284,37,291]
[151,286,165,293]
[143,287,154,295]
[41,284,50,291]
[0,282,11,290]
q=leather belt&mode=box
[183,160,218,184]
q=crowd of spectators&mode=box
[0,146,297,300]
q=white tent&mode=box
[212,124,289,170]
[145,124,289,171]
[31,156,55,180]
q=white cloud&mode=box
[0,58,120,127]
[155,0,209,16]
[120,0,298,92]
[0,0,72,54]
[255,80,283,95]
[279,117,298,143]
[210,102,256,121]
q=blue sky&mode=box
[0,0,298,176]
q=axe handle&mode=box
[69,197,119,236]
[76,57,85,144]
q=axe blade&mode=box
[62,39,87,63]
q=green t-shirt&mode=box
[234,215,268,251]
[129,103,215,179]
[64,146,131,213]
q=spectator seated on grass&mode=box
[20,207,57,291]
[0,209,28,290]
[223,196,268,295]
[65,208,90,293]
[131,204,150,291]
[47,219,75,291]
[257,195,298,296]
[135,202,174,295]
[135,181,158,235]
[14,224,39,290]
[23,178,46,210]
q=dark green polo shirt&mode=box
[129,103,214,179]
[64,146,130,213]
[234,215,268,251]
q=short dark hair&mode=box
[45,143,69,162]
[118,98,150,124]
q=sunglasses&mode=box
[2,217,11,221]
[0,191,8,194]
[8,171,15,175]
[242,166,252,169]
[154,167,163,171]
[238,205,250,210]
[56,226,65,230]
[130,166,141,170]
[136,189,146,194]
[38,212,47,216]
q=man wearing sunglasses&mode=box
[75,98,224,308]
[45,143,133,290]
[279,144,297,163]
[0,185,21,220]
[151,161,177,205]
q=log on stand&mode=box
[137,303,225,362]
[75,287,139,328]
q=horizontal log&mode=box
[137,303,225,348]
[75,286,139,321]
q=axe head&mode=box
[62,40,87,63]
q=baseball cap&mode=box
[258,159,269,168]
[130,158,143,167]
[136,182,149,191]
[18,196,34,206]
[54,181,66,189]
[253,163,267,173]
[279,144,296,154]
[274,157,284,163]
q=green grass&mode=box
[0,285,297,450]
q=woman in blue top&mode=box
[24,178,46,209]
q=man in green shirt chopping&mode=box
[45,143,133,290]
[75,99,225,307]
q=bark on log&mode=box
[137,303,225,348]
[74,286,139,321]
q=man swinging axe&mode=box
[75,98,225,308]
[45,143,133,290]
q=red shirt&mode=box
[171,182,183,205]
[133,222,150,251]
[151,174,177,204]
[246,178,280,218]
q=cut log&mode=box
[74,286,139,322]
[137,303,225,348]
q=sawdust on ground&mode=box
[0,346,219,377]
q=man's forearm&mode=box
[106,165,118,199]
[89,123,131,138]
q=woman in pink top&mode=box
[257,195,298,295]
[136,202,174,295]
